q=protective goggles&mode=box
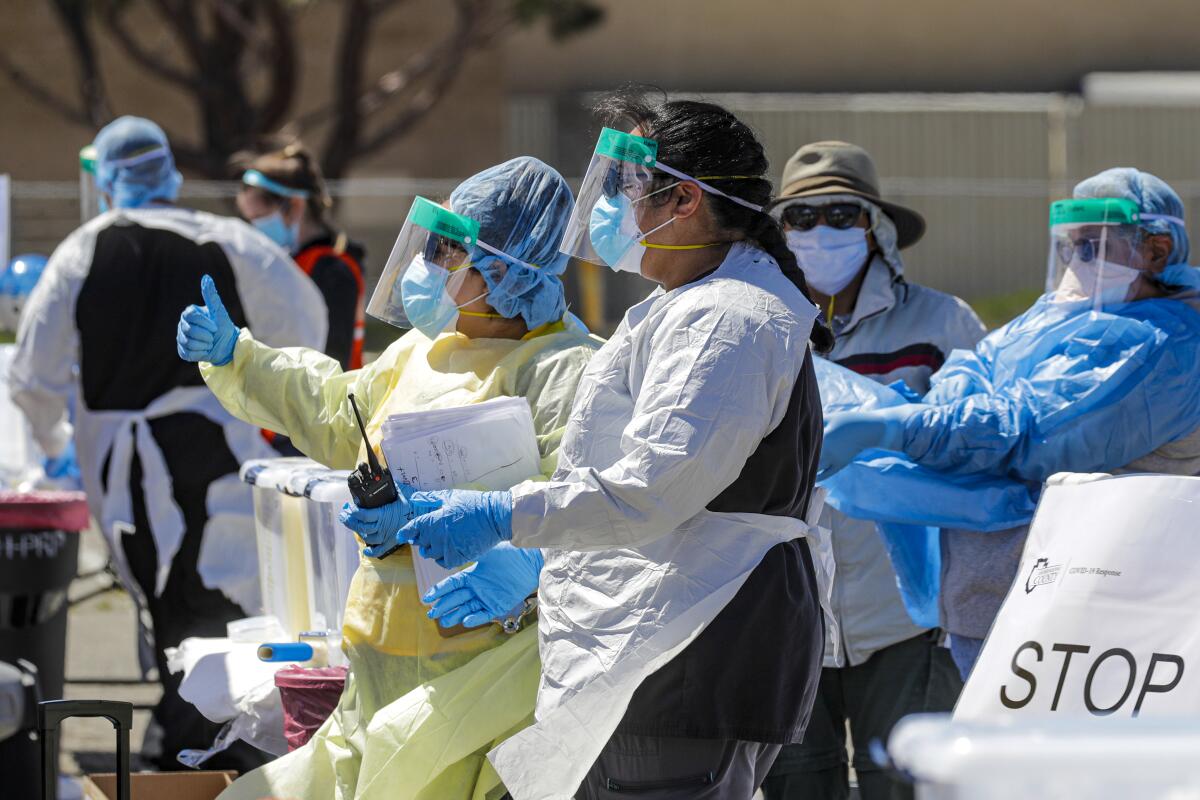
[366,196,536,332]
[559,127,763,269]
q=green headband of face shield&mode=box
[1049,197,1183,230]
[79,145,97,176]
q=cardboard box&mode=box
[81,770,236,800]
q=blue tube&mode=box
[257,642,314,662]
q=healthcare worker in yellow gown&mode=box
[176,156,601,799]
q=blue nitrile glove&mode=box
[819,405,919,480]
[42,440,79,481]
[422,542,543,628]
[338,483,418,548]
[177,274,240,366]
[393,489,514,569]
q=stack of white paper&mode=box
[379,396,541,600]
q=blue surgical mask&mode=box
[399,254,488,339]
[588,193,678,274]
[786,227,870,296]
[589,194,640,272]
[252,210,300,253]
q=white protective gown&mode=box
[490,241,833,799]
[9,207,327,610]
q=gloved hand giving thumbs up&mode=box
[177,274,240,366]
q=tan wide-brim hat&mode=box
[771,141,926,249]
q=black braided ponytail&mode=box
[594,88,834,353]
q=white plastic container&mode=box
[292,471,360,637]
[241,458,361,640]
[889,713,1200,799]
[241,458,327,639]
[227,615,287,644]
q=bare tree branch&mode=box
[202,0,260,42]
[240,0,297,134]
[297,0,495,163]
[153,0,206,71]
[52,0,112,126]
[4,0,603,179]
[99,0,203,91]
[319,0,373,176]
[159,133,214,173]
[0,52,91,125]
[354,0,512,159]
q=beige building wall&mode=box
[504,0,1200,94]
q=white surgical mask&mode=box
[1055,257,1141,306]
[786,227,870,296]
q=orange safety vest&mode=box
[294,232,366,370]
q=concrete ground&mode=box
[60,527,157,784]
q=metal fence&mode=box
[11,92,1200,337]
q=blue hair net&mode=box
[1073,167,1198,289]
[449,156,573,330]
[92,116,183,209]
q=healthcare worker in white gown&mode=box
[10,116,326,770]
[344,93,838,799]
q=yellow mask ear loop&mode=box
[827,295,836,325]
[642,241,720,251]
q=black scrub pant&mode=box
[760,632,962,800]
[574,734,780,799]
[115,412,269,773]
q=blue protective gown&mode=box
[818,292,1200,625]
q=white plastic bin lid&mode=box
[289,469,351,501]
[302,473,353,505]
[240,458,326,492]
[890,713,1200,785]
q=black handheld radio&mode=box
[346,393,399,510]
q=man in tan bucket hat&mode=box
[761,142,986,800]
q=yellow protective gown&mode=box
[200,317,600,800]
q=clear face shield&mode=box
[559,127,762,274]
[366,196,531,337]
[79,145,100,222]
[1047,198,1155,311]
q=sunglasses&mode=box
[781,202,865,231]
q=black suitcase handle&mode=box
[39,699,132,800]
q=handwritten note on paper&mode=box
[378,397,542,600]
